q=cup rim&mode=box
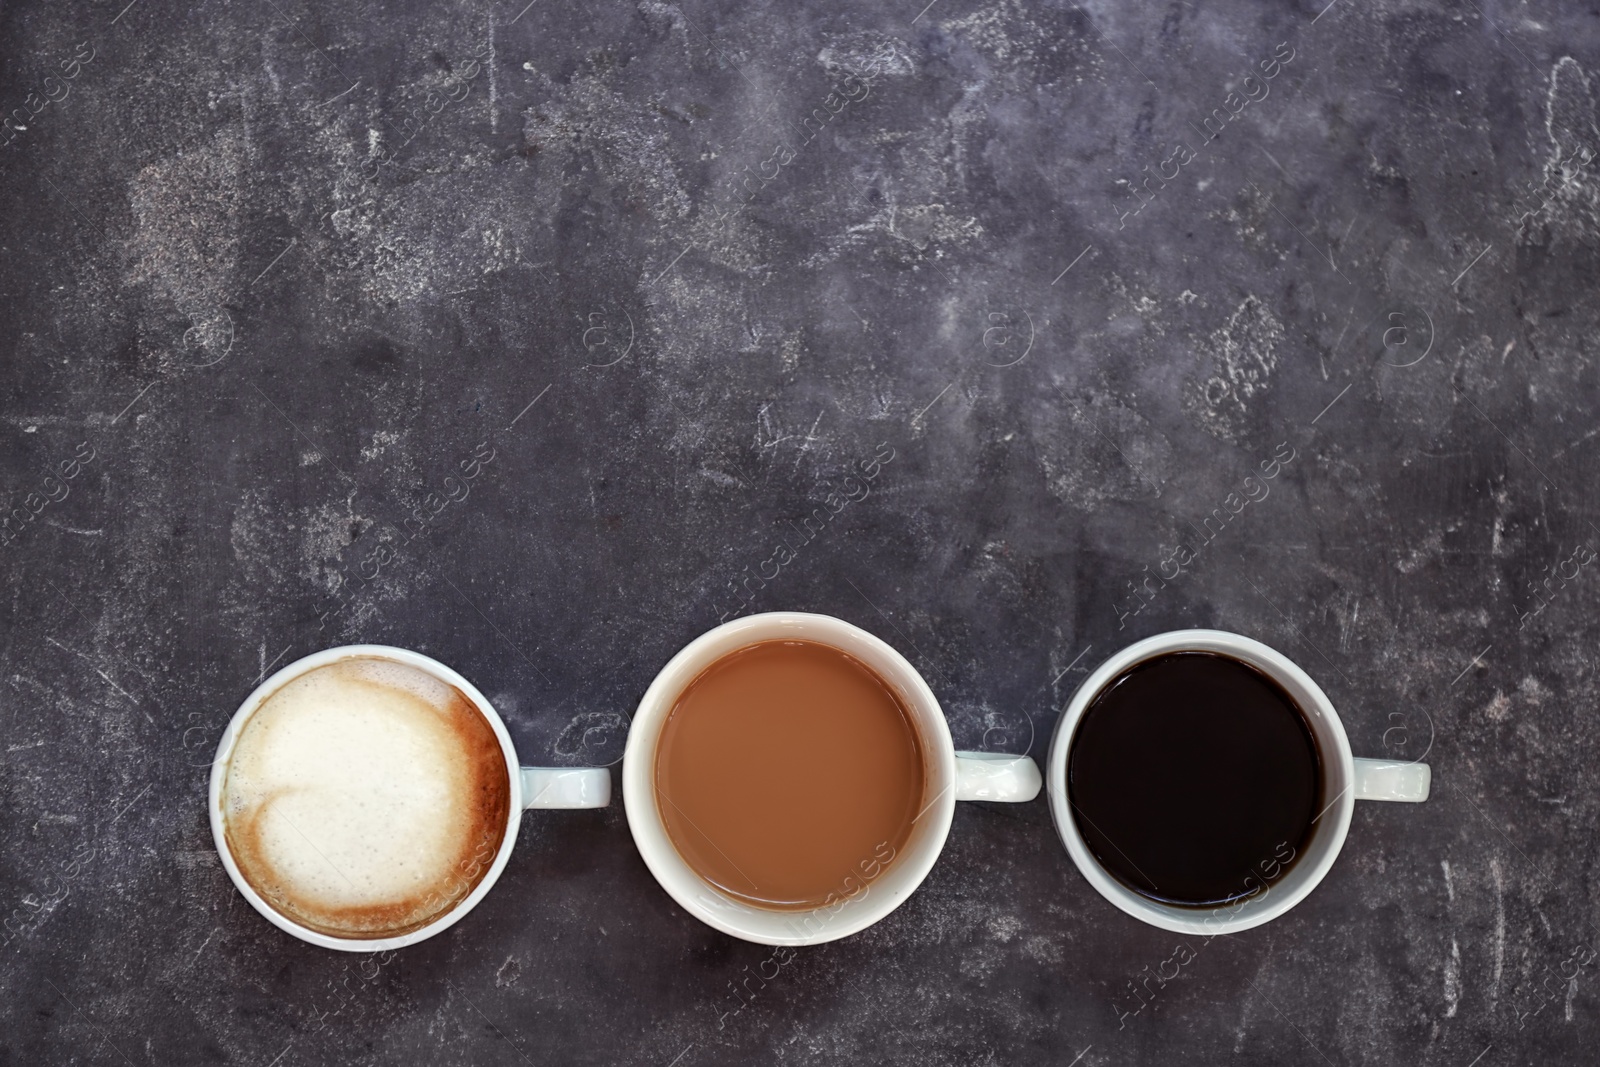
[1045,629,1355,935]
[208,644,524,953]
[621,611,957,946]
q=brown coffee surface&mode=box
[655,639,926,910]
[222,658,511,939]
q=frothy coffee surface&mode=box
[222,658,511,939]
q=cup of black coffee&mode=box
[1046,630,1429,933]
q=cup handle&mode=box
[520,767,611,809]
[1352,758,1431,802]
[953,751,1042,802]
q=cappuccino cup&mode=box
[1047,629,1431,934]
[623,612,1043,946]
[210,646,610,952]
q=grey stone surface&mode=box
[1,0,1597,1063]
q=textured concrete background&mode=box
[1,0,1597,1062]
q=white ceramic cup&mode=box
[623,612,1043,946]
[209,645,611,952]
[1047,629,1431,935]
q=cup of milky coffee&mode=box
[622,611,1042,946]
[1047,629,1430,934]
[210,646,610,951]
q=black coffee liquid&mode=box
[1067,652,1322,907]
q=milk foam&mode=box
[224,659,506,934]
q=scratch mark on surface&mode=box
[1456,786,1559,902]
[1241,976,1337,1066]
[1451,644,1493,686]
[248,238,298,288]
[44,637,147,717]
[1255,143,1292,181]
[111,381,157,425]
[1083,17,1158,87]
[110,783,151,824]
[1091,422,1134,467]
[1251,181,1349,282]
[190,927,219,965]
[254,645,293,685]
[1330,301,1357,360]
[487,20,498,133]
[506,383,553,431]
[1491,856,1505,1004]
[317,81,361,108]
[1461,0,1538,69]
[439,573,554,685]
[791,408,826,472]
[1444,937,1462,1017]
[1450,243,1493,288]
[1452,386,1560,490]
[455,983,538,1065]
[249,383,355,483]
[1051,244,1094,285]
[1051,644,1094,687]
[44,979,137,1067]
[912,381,956,423]
[1552,423,1600,459]
[649,245,693,286]
[1311,383,1352,424]
[843,576,936,678]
